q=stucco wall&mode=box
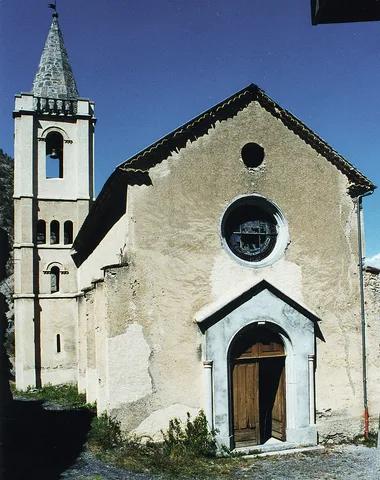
[102,263,205,434]
[364,271,380,425]
[79,99,378,441]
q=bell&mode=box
[50,149,59,159]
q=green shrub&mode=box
[88,410,244,478]
[351,432,377,448]
[88,412,123,450]
[162,410,218,458]
[11,382,88,408]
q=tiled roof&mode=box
[31,14,79,100]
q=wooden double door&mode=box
[231,327,286,447]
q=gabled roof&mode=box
[195,279,324,340]
[72,84,375,266]
[31,13,79,100]
[119,84,374,197]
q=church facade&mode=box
[13,12,380,450]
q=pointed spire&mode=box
[31,11,79,100]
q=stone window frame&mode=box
[220,194,289,268]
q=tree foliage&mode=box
[0,149,14,369]
[0,148,14,243]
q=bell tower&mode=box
[13,9,95,388]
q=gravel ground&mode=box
[61,451,157,480]
[238,445,380,480]
[61,445,380,480]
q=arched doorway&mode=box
[230,325,286,447]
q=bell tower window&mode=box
[50,220,60,244]
[64,221,73,244]
[46,132,63,178]
[37,220,46,244]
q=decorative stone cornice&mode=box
[34,97,77,115]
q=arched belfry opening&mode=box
[229,325,286,447]
[46,131,63,178]
[64,220,73,244]
[36,219,46,244]
[50,220,60,244]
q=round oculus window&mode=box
[241,142,265,168]
[221,195,288,267]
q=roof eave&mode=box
[117,84,374,196]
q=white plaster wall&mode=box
[77,295,87,393]
[108,323,152,408]
[14,94,34,197]
[133,405,200,441]
[14,298,36,389]
[40,297,78,385]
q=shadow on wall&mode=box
[1,227,94,479]
[1,399,94,480]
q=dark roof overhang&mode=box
[311,0,380,25]
[72,168,151,267]
[366,265,380,275]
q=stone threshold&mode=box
[234,437,324,457]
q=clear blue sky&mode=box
[1,0,379,261]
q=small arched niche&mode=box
[46,131,63,178]
[50,266,60,293]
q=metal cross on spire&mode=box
[48,1,58,18]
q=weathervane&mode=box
[48,1,58,18]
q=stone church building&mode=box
[13,11,380,450]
